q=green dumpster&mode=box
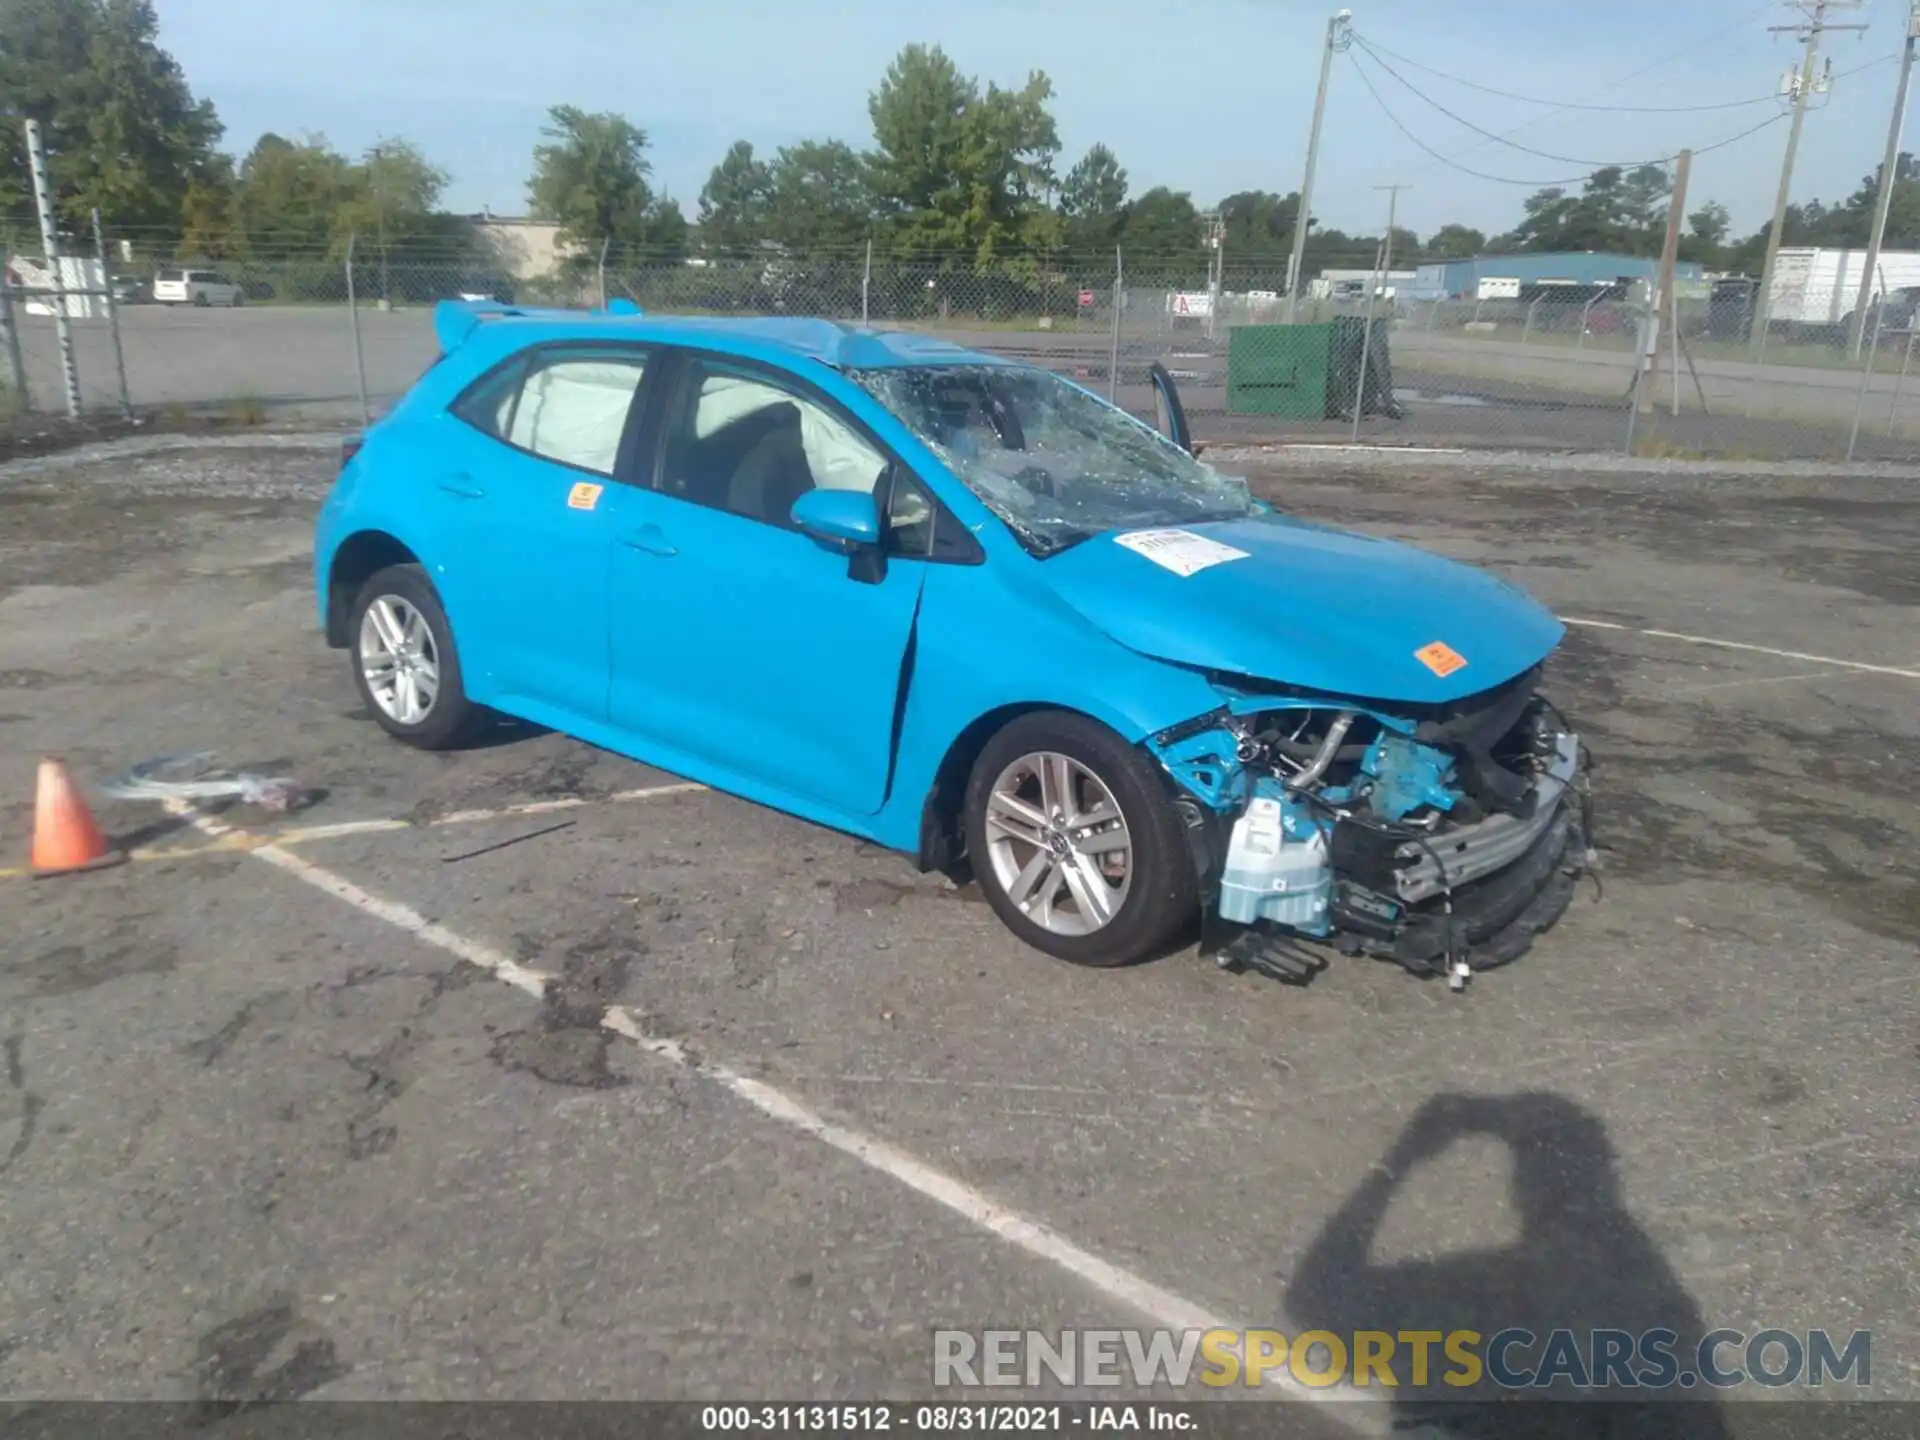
[1228,318,1402,421]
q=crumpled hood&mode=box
[1037,514,1564,704]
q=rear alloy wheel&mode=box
[964,710,1197,967]
[348,563,488,750]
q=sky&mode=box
[155,0,1911,243]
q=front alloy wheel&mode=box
[983,751,1133,936]
[963,709,1198,967]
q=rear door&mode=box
[431,342,654,723]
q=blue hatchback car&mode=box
[316,302,1592,979]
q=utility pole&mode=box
[23,119,81,419]
[1751,0,1867,357]
[1284,8,1354,323]
[1849,0,1920,357]
[372,141,391,307]
[1204,210,1225,340]
[1641,151,1692,417]
[1376,183,1407,285]
[1352,183,1403,442]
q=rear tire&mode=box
[963,709,1198,967]
[348,563,490,750]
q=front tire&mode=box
[963,709,1198,967]
[348,563,488,750]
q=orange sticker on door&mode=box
[1415,641,1468,677]
[567,482,603,511]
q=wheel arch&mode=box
[325,530,422,647]
[912,699,1150,875]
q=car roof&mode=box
[432,300,1016,374]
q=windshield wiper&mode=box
[1034,527,1103,558]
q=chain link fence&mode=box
[2,227,1917,465]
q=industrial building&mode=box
[1412,252,1704,301]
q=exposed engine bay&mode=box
[1148,663,1595,988]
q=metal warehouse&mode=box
[1413,252,1705,300]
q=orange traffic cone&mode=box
[30,758,126,878]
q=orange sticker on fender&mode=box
[567,482,603,511]
[1415,641,1468,677]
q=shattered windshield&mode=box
[850,363,1256,555]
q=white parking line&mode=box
[164,800,552,999]
[161,797,1384,1423]
[0,781,712,881]
[1562,618,1920,680]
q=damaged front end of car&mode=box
[1148,663,1596,989]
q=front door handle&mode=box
[438,474,486,500]
[620,524,677,557]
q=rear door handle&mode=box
[620,524,677,557]
[438,475,486,499]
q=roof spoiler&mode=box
[432,297,646,354]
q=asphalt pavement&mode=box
[0,437,1914,1425]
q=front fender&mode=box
[872,560,1227,853]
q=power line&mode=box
[1350,43,1663,166]
[1350,32,1792,113]
[1388,0,1796,178]
[1344,53,1794,187]
[1350,41,1888,169]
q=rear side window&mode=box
[451,345,649,477]
[156,268,182,282]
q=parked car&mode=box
[152,266,245,307]
[315,304,1593,978]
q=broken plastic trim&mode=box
[102,753,311,813]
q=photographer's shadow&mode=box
[1287,1092,1730,1440]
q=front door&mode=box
[608,355,924,817]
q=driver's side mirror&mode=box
[790,488,888,584]
[790,488,881,547]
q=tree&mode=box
[0,0,223,241]
[528,105,658,254]
[1060,144,1127,220]
[179,154,241,258]
[865,43,1059,263]
[333,138,450,257]
[1118,187,1203,270]
[1058,143,1127,252]
[1428,224,1486,258]
[1616,163,1673,255]
[1215,191,1299,261]
[644,197,690,260]
[1678,201,1730,267]
[698,141,772,254]
[763,140,871,251]
[235,133,355,256]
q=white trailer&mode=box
[1765,247,1920,330]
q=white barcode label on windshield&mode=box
[1113,528,1250,577]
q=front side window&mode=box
[657,359,889,528]
[452,346,649,477]
[850,363,1254,556]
